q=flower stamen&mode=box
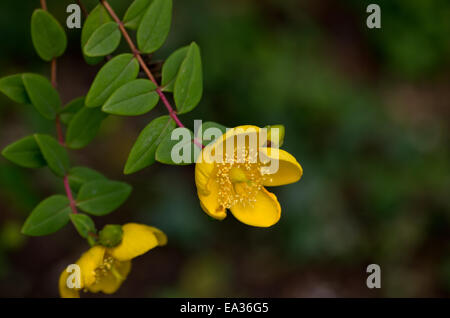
[215,145,266,209]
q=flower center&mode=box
[215,157,265,209]
[229,167,248,183]
[93,255,124,284]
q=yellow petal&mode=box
[147,225,168,246]
[195,153,215,196]
[230,187,281,227]
[88,260,131,294]
[58,267,80,298]
[197,176,227,220]
[76,245,106,288]
[222,125,261,143]
[109,223,166,261]
[215,125,261,155]
[260,148,303,186]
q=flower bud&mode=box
[265,124,285,147]
[99,224,123,247]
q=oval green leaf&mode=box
[156,127,197,165]
[102,79,159,116]
[81,4,112,65]
[70,213,96,239]
[161,46,189,92]
[34,134,70,177]
[22,73,61,120]
[174,42,203,114]
[31,9,67,62]
[68,166,106,193]
[21,195,71,236]
[137,0,172,54]
[66,106,107,149]
[84,22,121,57]
[86,54,140,108]
[0,74,30,104]
[123,0,153,30]
[124,115,175,174]
[76,180,132,216]
[1,135,46,168]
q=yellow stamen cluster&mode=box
[215,146,266,209]
[93,255,115,284]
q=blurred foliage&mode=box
[352,0,450,78]
[0,0,449,297]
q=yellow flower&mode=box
[59,223,167,298]
[195,125,302,227]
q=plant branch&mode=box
[51,58,57,88]
[40,0,47,11]
[55,116,64,144]
[76,0,89,17]
[64,176,78,213]
[100,0,204,149]
[40,1,79,215]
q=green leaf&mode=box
[81,4,112,65]
[86,53,140,108]
[68,166,106,193]
[1,136,46,168]
[197,121,227,146]
[156,127,197,165]
[102,79,159,116]
[0,74,30,104]
[31,9,67,62]
[34,134,70,177]
[84,22,121,57]
[161,46,189,92]
[21,195,71,236]
[60,97,85,125]
[65,106,107,149]
[124,115,175,174]
[70,213,96,239]
[76,180,132,216]
[174,42,203,114]
[137,0,172,54]
[123,0,154,30]
[22,73,61,120]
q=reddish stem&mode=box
[41,2,78,214]
[40,0,47,10]
[55,116,64,145]
[100,0,204,149]
[76,0,89,17]
[64,176,78,214]
[51,59,57,88]
[135,54,185,127]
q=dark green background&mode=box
[0,0,449,297]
